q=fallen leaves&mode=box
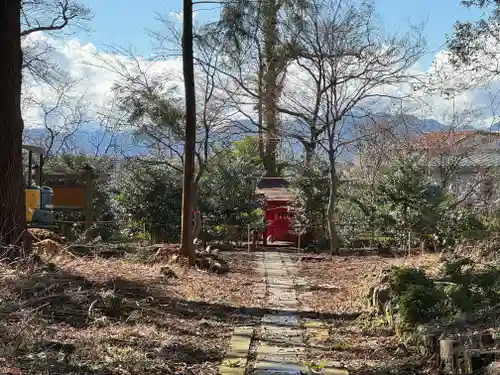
[294,252,441,375]
[0,249,264,375]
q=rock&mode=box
[486,362,500,375]
[85,224,100,242]
[195,256,210,270]
[469,331,495,349]
[372,284,392,314]
[160,266,178,279]
[208,257,230,274]
[67,244,96,255]
[367,286,375,307]
[99,227,114,242]
[168,254,179,264]
[194,254,229,274]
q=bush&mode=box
[389,267,443,326]
[387,260,500,329]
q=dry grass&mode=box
[0,249,265,375]
[295,251,442,375]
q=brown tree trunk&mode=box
[0,1,27,249]
[327,171,340,256]
[262,0,280,177]
[180,0,197,266]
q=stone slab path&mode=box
[254,251,304,374]
[220,249,347,375]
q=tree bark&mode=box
[180,0,197,266]
[0,1,27,249]
[327,161,340,255]
[262,0,280,177]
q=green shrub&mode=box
[389,267,443,326]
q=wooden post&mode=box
[33,164,40,186]
[27,150,32,186]
[151,226,161,244]
[247,224,251,253]
[82,165,94,231]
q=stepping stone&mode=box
[262,314,299,326]
[255,344,304,372]
[219,326,253,375]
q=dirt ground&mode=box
[293,251,442,375]
[0,249,265,375]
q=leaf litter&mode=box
[0,248,265,375]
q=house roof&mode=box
[255,187,295,201]
[412,130,500,150]
[413,131,476,149]
[257,177,290,189]
[426,151,500,168]
[255,177,294,201]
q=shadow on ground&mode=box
[4,261,360,329]
[0,257,362,375]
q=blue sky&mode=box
[75,0,484,69]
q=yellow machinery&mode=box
[23,145,55,228]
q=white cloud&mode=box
[21,32,500,133]
[168,10,198,22]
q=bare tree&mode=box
[23,75,92,155]
[21,0,91,85]
[277,0,425,254]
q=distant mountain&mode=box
[23,127,149,156]
[23,114,485,158]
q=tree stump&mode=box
[440,339,465,374]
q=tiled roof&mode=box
[255,177,294,201]
[426,151,500,168]
[255,187,295,201]
[412,131,479,149]
[257,177,290,189]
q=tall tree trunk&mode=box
[180,0,197,266]
[262,0,280,177]
[0,1,27,249]
[327,166,340,255]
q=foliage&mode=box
[111,161,182,243]
[342,156,485,249]
[290,159,330,236]
[388,266,443,326]
[447,0,500,68]
[198,137,265,240]
[388,258,500,328]
[375,157,445,244]
[436,202,486,246]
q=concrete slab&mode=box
[219,326,253,375]
[262,314,299,326]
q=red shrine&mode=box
[255,177,296,245]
